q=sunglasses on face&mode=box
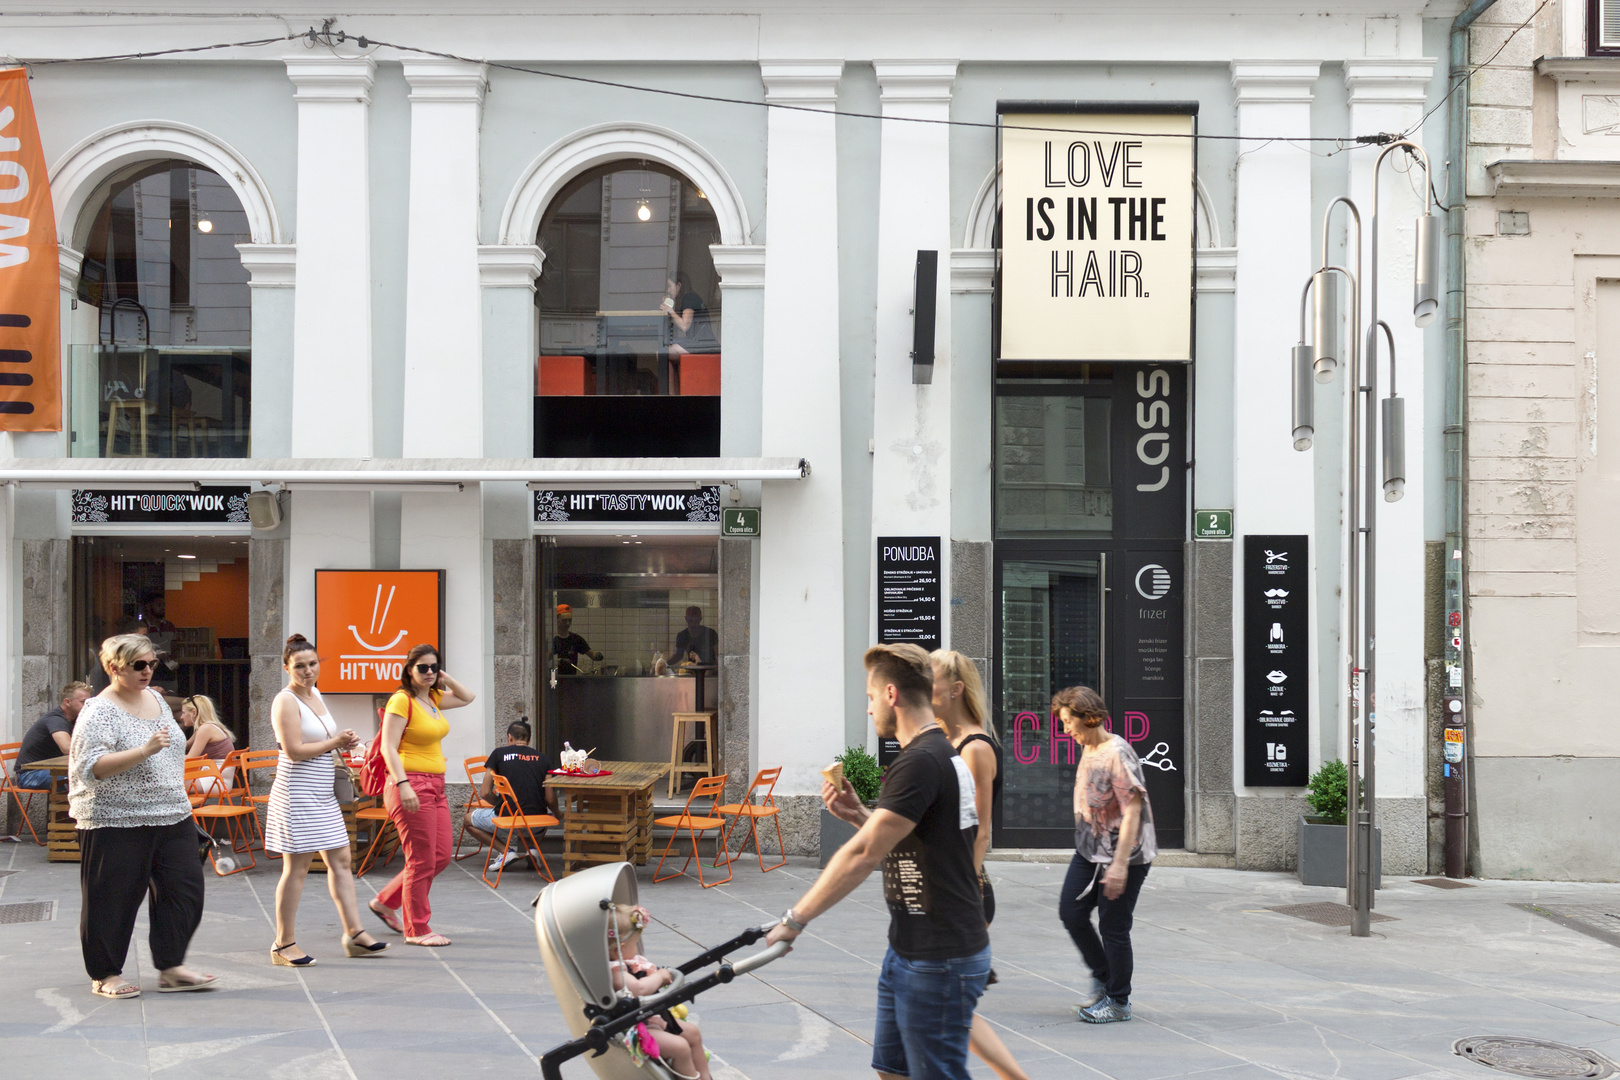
[128,659,157,673]
[413,663,441,675]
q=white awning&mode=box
[0,457,809,490]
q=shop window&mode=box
[1592,0,1620,54]
[994,366,1113,536]
[535,163,721,456]
[70,162,252,458]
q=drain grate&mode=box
[1266,902,1395,926]
[1517,904,1620,949]
[0,900,55,924]
[1454,1036,1615,1079]
[1415,877,1474,889]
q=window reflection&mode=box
[535,163,721,457]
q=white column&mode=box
[1344,58,1436,811]
[1229,61,1322,784]
[235,243,296,458]
[285,57,375,459]
[479,245,544,539]
[869,61,958,646]
[757,61,845,795]
[710,244,766,458]
[402,59,488,458]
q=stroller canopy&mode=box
[537,861,639,1011]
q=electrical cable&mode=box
[1402,0,1550,139]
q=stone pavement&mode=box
[2,838,1618,1080]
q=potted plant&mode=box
[819,746,883,867]
[1297,759,1380,888]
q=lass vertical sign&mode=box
[0,68,60,431]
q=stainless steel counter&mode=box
[556,675,705,763]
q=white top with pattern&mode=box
[68,690,192,830]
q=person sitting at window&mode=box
[465,719,557,871]
[662,271,718,356]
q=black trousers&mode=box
[1058,855,1149,1002]
[78,819,205,980]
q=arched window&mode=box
[72,161,252,457]
[534,162,721,457]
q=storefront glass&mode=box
[68,162,253,458]
[534,163,722,456]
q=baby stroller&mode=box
[535,862,788,1080]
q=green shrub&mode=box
[837,745,885,805]
[1305,759,1350,825]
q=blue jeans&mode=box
[467,807,512,849]
[16,769,53,791]
[871,944,991,1079]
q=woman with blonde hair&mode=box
[69,633,215,998]
[930,649,1027,1080]
[181,695,234,794]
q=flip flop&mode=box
[91,979,141,999]
[156,973,218,993]
[404,933,452,947]
[368,901,404,934]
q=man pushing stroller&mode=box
[765,643,994,1080]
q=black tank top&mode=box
[955,732,1003,807]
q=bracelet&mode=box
[780,908,807,932]
[395,779,412,787]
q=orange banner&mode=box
[0,68,60,431]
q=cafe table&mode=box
[544,761,672,876]
[20,755,79,862]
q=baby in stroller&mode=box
[608,904,712,1080]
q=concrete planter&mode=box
[819,807,864,867]
[1297,815,1381,888]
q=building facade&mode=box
[1,3,1462,872]
[1463,0,1620,880]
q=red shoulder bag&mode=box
[359,697,412,798]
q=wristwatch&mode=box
[779,908,807,932]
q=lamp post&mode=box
[1291,139,1438,937]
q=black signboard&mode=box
[876,535,942,766]
[1243,535,1309,786]
[533,486,720,524]
[71,487,251,525]
[1111,364,1186,541]
[1113,546,1186,843]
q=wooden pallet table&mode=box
[544,761,670,876]
[25,756,79,862]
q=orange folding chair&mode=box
[654,774,733,888]
[480,773,558,888]
[715,767,787,873]
[1,742,51,846]
[235,748,281,855]
[354,804,400,875]
[186,759,257,876]
[454,756,493,862]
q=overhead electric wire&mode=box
[1403,0,1549,139]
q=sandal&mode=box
[91,978,140,999]
[368,900,404,934]
[270,942,316,968]
[157,971,218,992]
[404,933,452,947]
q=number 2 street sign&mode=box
[1195,509,1234,539]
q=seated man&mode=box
[15,681,92,791]
[466,719,558,871]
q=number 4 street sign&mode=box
[1195,509,1234,539]
[721,507,761,537]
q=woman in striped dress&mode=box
[264,634,387,966]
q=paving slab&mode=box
[3,840,1619,1079]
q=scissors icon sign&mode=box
[1140,742,1177,772]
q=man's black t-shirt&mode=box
[485,745,553,817]
[874,726,988,960]
[674,624,718,666]
[18,707,72,769]
[553,632,594,670]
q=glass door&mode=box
[993,544,1108,849]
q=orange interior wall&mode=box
[164,559,249,647]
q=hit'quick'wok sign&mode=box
[998,103,1196,363]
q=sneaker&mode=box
[1078,996,1132,1024]
[488,850,520,872]
[527,849,542,867]
[1074,978,1107,1011]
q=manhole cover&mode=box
[1454,1036,1615,1079]
[0,900,55,924]
[1516,904,1620,949]
[1415,877,1474,889]
[1266,902,1395,927]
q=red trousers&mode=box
[378,771,452,937]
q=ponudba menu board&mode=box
[999,106,1195,363]
[877,537,941,651]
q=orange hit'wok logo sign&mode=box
[0,68,60,431]
[314,570,444,694]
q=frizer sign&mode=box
[999,104,1195,363]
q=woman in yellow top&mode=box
[367,642,475,946]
